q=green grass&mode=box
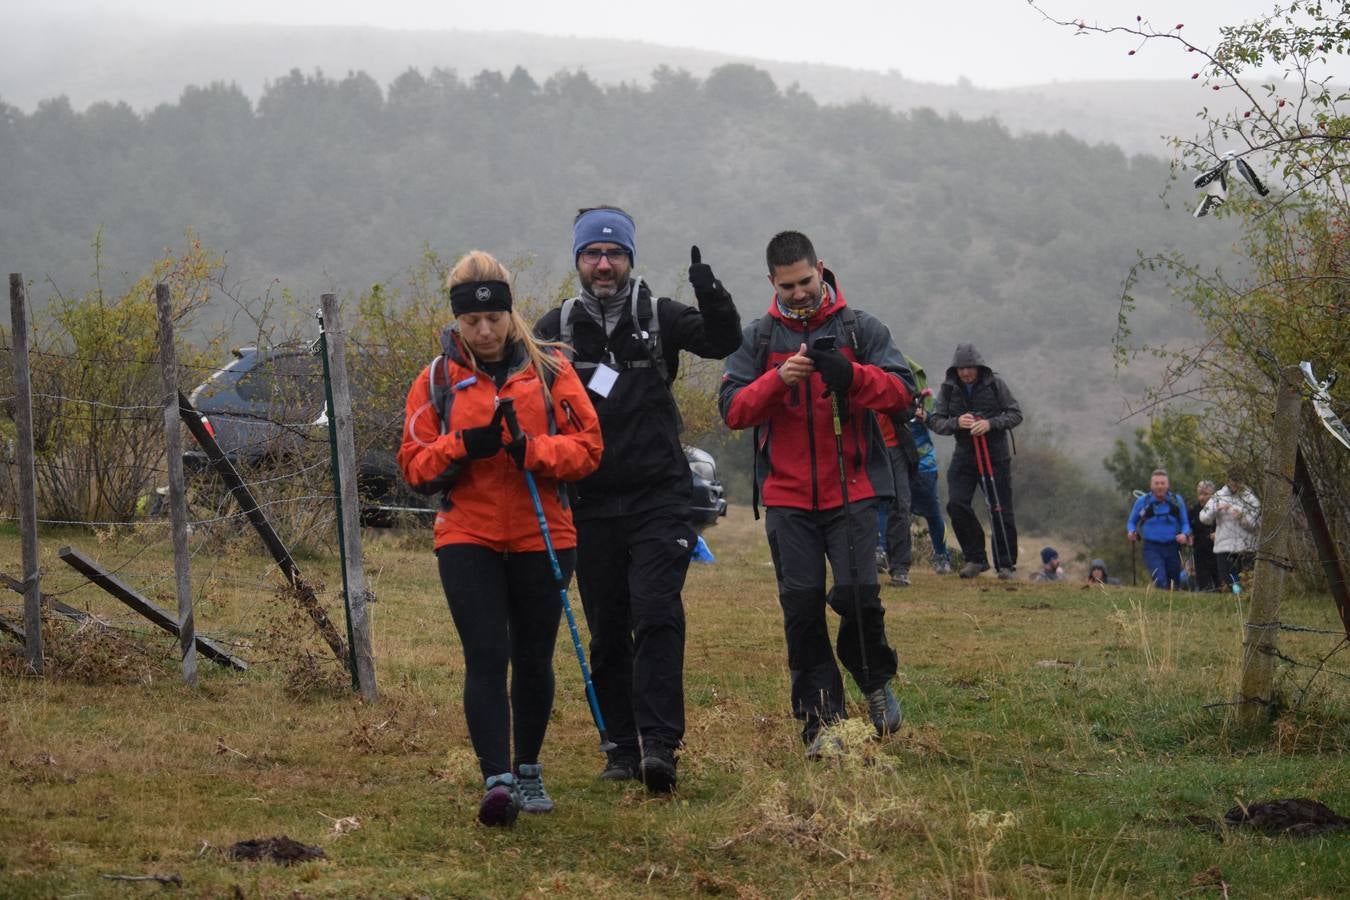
[1,507,1347,898]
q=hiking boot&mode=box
[959,561,989,579]
[933,557,953,575]
[874,548,889,574]
[477,773,520,827]
[639,742,678,794]
[599,748,639,781]
[888,569,911,587]
[996,567,1015,580]
[514,763,554,814]
[865,684,903,736]
[805,730,844,761]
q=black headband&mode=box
[450,280,512,316]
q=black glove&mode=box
[505,435,528,469]
[461,408,505,459]
[807,347,854,394]
[688,245,727,302]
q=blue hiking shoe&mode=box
[477,773,520,827]
[515,763,555,814]
[865,684,903,736]
[805,730,845,761]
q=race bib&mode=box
[588,363,619,398]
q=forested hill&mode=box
[2,18,1212,158]
[0,63,1239,461]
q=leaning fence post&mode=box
[317,293,377,701]
[1236,364,1303,727]
[155,283,196,686]
[9,273,42,675]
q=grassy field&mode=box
[1,506,1347,898]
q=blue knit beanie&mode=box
[1041,547,1059,564]
[573,207,636,263]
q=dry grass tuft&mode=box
[0,611,168,683]
[251,584,349,697]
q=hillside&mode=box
[4,16,1224,158]
[0,43,1246,466]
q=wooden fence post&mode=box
[318,293,377,701]
[9,273,42,675]
[177,390,349,667]
[1236,364,1303,727]
[155,283,196,686]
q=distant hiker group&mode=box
[1127,468,1261,591]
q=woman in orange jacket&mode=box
[398,250,603,827]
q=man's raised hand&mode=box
[688,245,725,302]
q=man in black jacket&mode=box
[534,206,741,793]
[928,344,1023,579]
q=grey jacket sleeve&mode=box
[927,382,958,436]
[854,311,916,411]
[988,375,1023,432]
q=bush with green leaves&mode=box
[1,234,221,523]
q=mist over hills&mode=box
[1,15,1246,466]
[4,15,1214,158]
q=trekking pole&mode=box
[826,389,870,688]
[971,429,1014,570]
[498,399,616,753]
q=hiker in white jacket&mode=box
[1199,474,1260,590]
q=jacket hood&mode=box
[945,343,991,381]
[766,267,848,332]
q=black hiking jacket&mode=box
[534,278,740,520]
[928,343,1022,460]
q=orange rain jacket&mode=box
[397,330,603,552]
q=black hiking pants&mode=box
[946,450,1018,570]
[575,509,695,754]
[437,543,568,780]
[765,501,898,743]
[882,446,915,575]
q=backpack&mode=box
[1139,492,1182,524]
[751,306,859,373]
[406,347,562,505]
[558,277,672,386]
[425,352,559,437]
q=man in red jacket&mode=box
[719,230,914,758]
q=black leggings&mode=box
[436,543,570,779]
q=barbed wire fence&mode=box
[2,274,376,698]
[1217,364,1350,725]
[3,270,1345,724]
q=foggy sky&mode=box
[13,0,1333,88]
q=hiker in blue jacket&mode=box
[1126,469,1192,589]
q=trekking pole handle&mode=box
[498,397,523,441]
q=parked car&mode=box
[186,346,728,529]
[686,445,727,530]
[184,344,425,524]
